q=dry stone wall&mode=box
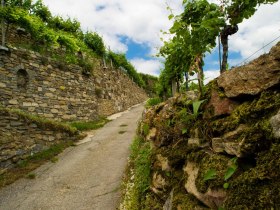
[0,47,147,121]
[0,108,78,173]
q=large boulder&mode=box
[217,42,280,98]
[205,89,239,117]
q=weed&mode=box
[0,141,74,189]
[203,169,217,181]
[121,136,152,209]
[95,88,103,98]
[142,123,150,136]
[27,173,36,179]
[51,157,59,163]
[0,106,78,135]
[145,97,162,108]
[69,117,109,131]
[192,100,205,118]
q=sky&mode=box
[42,0,280,82]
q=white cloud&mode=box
[42,0,280,75]
[229,2,280,62]
[189,70,220,85]
[130,58,163,76]
[204,70,220,84]
[42,0,182,54]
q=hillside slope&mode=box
[121,42,280,209]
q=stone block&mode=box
[49,88,56,92]
[51,109,59,114]
[31,102,39,107]
[0,82,6,88]
[9,99,18,105]
[49,136,55,141]
[44,114,54,118]
[45,92,54,97]
[22,102,32,107]
[10,121,23,127]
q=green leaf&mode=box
[192,100,205,117]
[168,14,174,20]
[224,165,237,181]
[203,169,217,181]
[223,182,230,189]
[182,128,188,134]
[231,157,238,164]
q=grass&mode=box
[0,141,74,188]
[26,173,36,179]
[0,106,78,135]
[69,117,110,131]
[145,97,162,108]
[120,136,152,209]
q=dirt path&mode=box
[0,103,145,210]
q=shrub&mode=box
[145,97,162,108]
[84,32,106,56]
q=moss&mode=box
[142,192,163,210]
[211,90,280,136]
[69,117,109,131]
[223,143,280,209]
[142,123,150,136]
[189,152,230,193]
[173,191,209,210]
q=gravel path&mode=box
[0,103,145,210]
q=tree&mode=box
[219,0,278,73]
[84,32,106,56]
[159,0,224,97]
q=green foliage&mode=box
[26,173,36,179]
[226,0,278,25]
[182,128,188,134]
[159,0,277,94]
[192,100,205,117]
[48,15,81,33]
[122,136,152,209]
[158,0,225,97]
[31,0,51,22]
[145,97,162,108]
[108,51,145,87]
[140,73,158,97]
[203,168,217,181]
[142,123,150,136]
[224,157,238,181]
[223,182,230,189]
[69,117,109,131]
[84,32,106,56]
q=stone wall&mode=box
[0,47,147,121]
[0,108,78,173]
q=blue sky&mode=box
[42,0,280,81]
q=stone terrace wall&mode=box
[0,48,147,121]
[0,109,78,172]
